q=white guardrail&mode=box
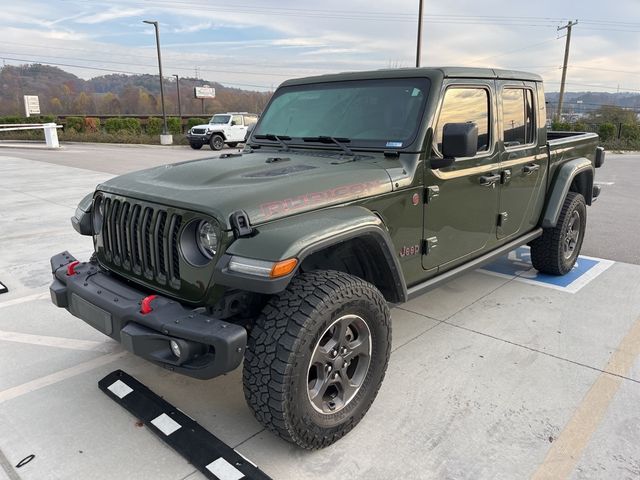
[0,123,62,148]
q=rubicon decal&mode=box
[258,180,384,219]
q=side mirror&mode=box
[440,122,478,161]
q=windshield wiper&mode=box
[253,134,291,151]
[302,136,354,156]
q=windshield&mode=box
[255,78,430,149]
[209,115,230,124]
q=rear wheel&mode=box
[243,270,391,449]
[530,191,586,275]
[227,142,238,148]
[209,134,224,150]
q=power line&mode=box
[65,0,640,26]
[0,41,326,72]
[0,51,294,77]
[545,81,640,93]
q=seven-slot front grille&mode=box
[101,197,182,287]
[191,128,206,134]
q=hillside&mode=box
[0,64,272,116]
[1,63,639,118]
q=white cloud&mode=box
[1,0,638,92]
[75,7,145,25]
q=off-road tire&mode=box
[243,270,391,449]
[189,143,203,150]
[530,191,587,275]
[227,142,238,148]
[209,134,224,150]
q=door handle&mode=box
[479,173,501,187]
[523,164,540,175]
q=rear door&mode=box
[496,81,547,239]
[422,80,501,272]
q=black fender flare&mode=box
[213,206,407,302]
[541,158,594,229]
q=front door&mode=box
[228,114,246,142]
[422,82,500,272]
[496,81,547,239]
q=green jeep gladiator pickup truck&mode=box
[51,67,604,449]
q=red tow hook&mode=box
[66,261,80,276]
[140,295,158,315]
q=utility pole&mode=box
[415,0,424,67]
[556,20,578,121]
[173,74,182,117]
[143,20,169,140]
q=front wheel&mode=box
[189,142,203,150]
[530,191,587,275]
[209,134,224,150]
[243,270,391,449]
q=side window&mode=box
[231,115,243,126]
[502,88,536,148]
[244,115,258,127]
[435,87,490,155]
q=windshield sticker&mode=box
[386,141,403,148]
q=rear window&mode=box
[502,88,536,147]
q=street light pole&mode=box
[173,74,182,117]
[416,0,424,67]
[143,20,168,136]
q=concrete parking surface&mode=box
[0,144,638,480]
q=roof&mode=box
[280,67,542,87]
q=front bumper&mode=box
[49,251,246,379]
[186,133,211,144]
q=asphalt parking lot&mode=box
[0,143,638,480]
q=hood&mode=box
[97,150,392,229]
[191,123,223,130]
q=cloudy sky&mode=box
[1,0,639,93]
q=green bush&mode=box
[0,116,28,124]
[65,116,84,132]
[572,122,587,132]
[167,117,182,135]
[104,117,140,134]
[620,123,640,141]
[121,118,141,134]
[104,118,124,134]
[598,122,616,142]
[187,117,206,130]
[551,121,571,131]
[146,117,163,135]
[0,115,57,125]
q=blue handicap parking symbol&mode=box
[480,246,614,293]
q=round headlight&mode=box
[92,196,103,234]
[196,221,218,258]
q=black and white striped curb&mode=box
[99,370,272,480]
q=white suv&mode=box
[187,112,258,150]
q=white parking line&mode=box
[0,329,117,353]
[0,292,48,309]
[0,351,127,404]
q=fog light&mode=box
[170,340,181,359]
